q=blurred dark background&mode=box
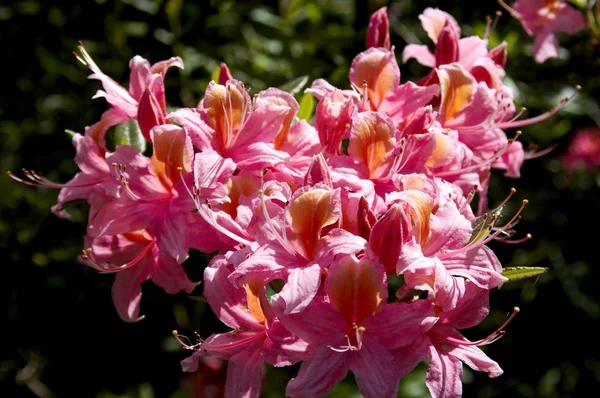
[1,0,600,397]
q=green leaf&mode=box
[126,118,146,153]
[106,118,146,153]
[54,199,90,223]
[278,75,309,95]
[466,205,504,246]
[569,0,587,10]
[341,138,350,155]
[187,295,207,303]
[210,64,221,83]
[501,267,548,282]
[297,92,315,121]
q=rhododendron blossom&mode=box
[562,127,600,172]
[11,5,563,398]
[499,0,587,63]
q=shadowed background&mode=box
[1,0,600,397]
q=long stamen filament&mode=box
[498,86,581,129]
[497,0,522,20]
[82,239,155,273]
[6,169,102,189]
[178,162,253,247]
[74,41,103,75]
[172,330,204,350]
[258,172,298,257]
[438,190,527,260]
[327,324,365,353]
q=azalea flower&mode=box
[178,250,307,398]
[274,253,437,398]
[499,0,587,63]
[395,282,517,398]
[562,127,600,172]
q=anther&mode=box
[172,330,204,350]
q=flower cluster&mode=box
[10,6,567,398]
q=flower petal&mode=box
[286,345,350,398]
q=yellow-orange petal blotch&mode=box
[243,277,267,325]
[403,190,434,245]
[426,130,453,169]
[203,82,248,150]
[150,125,193,190]
[350,48,399,110]
[437,64,476,123]
[219,171,259,220]
[326,255,385,325]
[288,188,340,260]
[348,111,395,179]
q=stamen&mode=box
[326,324,365,353]
[73,41,103,75]
[484,15,493,40]
[111,163,148,202]
[524,143,557,160]
[432,144,507,178]
[476,199,528,246]
[497,0,522,20]
[506,107,527,124]
[472,306,520,345]
[258,172,298,257]
[442,306,520,347]
[327,335,356,353]
[361,81,369,110]
[6,169,102,189]
[499,86,581,129]
[458,184,478,214]
[177,166,197,206]
[498,187,517,209]
[180,160,254,246]
[494,233,532,244]
[82,240,155,273]
[484,11,502,40]
[172,330,204,350]
[438,190,527,259]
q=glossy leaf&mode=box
[501,267,548,282]
[297,92,315,121]
[466,205,504,246]
[278,75,309,95]
[106,118,147,153]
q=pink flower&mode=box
[314,89,355,156]
[388,180,508,310]
[75,43,183,141]
[395,282,513,398]
[500,0,587,63]
[81,230,197,322]
[230,182,366,314]
[87,125,196,263]
[168,80,291,172]
[402,8,507,90]
[366,7,391,49]
[563,127,600,171]
[274,253,437,398]
[7,128,112,220]
[179,251,306,398]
